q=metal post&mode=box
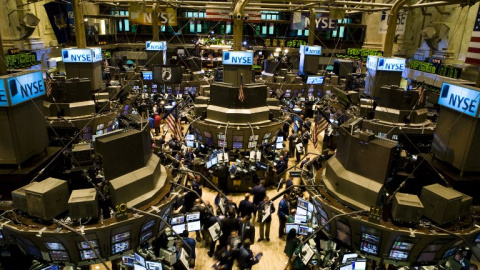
[232,0,250,51]
[152,3,159,41]
[73,0,87,48]
[382,0,409,57]
[308,8,316,46]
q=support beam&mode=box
[308,7,316,45]
[152,3,159,41]
[73,0,86,48]
[232,0,250,51]
[383,0,409,57]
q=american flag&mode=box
[45,73,52,97]
[356,60,362,73]
[416,82,426,105]
[163,103,183,141]
[465,6,480,65]
[312,113,329,148]
[238,73,245,102]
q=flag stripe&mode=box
[466,6,480,66]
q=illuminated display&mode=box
[389,250,409,261]
[112,240,130,254]
[233,141,243,149]
[44,242,65,250]
[80,249,100,260]
[62,48,102,63]
[391,241,414,251]
[300,45,322,56]
[142,220,156,232]
[438,83,480,118]
[360,233,380,255]
[77,240,99,249]
[140,231,153,243]
[50,250,69,261]
[222,51,254,65]
[171,215,185,225]
[112,231,130,243]
[187,212,200,221]
[172,223,186,234]
[366,56,406,71]
[142,71,153,80]
[187,220,201,232]
[0,71,45,107]
[336,221,351,245]
[146,41,167,51]
[306,76,324,85]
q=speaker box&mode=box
[25,178,69,220]
[392,193,424,224]
[12,182,39,212]
[68,188,98,219]
[420,184,463,225]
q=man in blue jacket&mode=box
[277,193,290,238]
[237,239,260,270]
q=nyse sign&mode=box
[301,45,322,56]
[222,51,254,66]
[62,48,102,63]
[146,41,167,51]
[366,56,405,71]
[0,71,45,107]
[438,83,480,118]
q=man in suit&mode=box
[250,181,266,222]
[278,193,290,238]
[238,194,255,219]
[257,196,275,242]
[220,208,240,248]
[237,239,261,270]
[239,215,255,244]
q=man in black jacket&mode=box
[238,193,255,219]
[257,196,275,242]
[237,239,260,270]
[239,215,255,244]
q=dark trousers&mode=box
[279,218,287,237]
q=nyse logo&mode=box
[305,46,321,55]
[9,78,44,99]
[223,51,253,65]
[377,58,405,71]
[440,84,479,115]
[146,41,166,51]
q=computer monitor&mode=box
[112,240,130,254]
[45,242,65,250]
[276,142,284,149]
[389,250,409,261]
[217,153,224,163]
[135,252,146,267]
[140,231,153,243]
[296,207,307,216]
[354,259,367,270]
[172,224,186,235]
[342,253,358,263]
[186,134,195,141]
[171,215,185,225]
[122,255,135,266]
[285,223,299,234]
[186,140,195,147]
[134,265,147,270]
[142,220,155,232]
[186,212,200,222]
[236,159,242,166]
[298,225,310,236]
[187,220,201,232]
[80,249,99,260]
[50,250,70,261]
[146,261,163,270]
[306,76,324,85]
[230,164,237,174]
[339,263,353,270]
[142,71,153,81]
[276,136,283,143]
[206,160,212,169]
[233,141,243,149]
[211,156,218,166]
[294,215,307,224]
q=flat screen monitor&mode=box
[142,71,153,80]
[276,142,284,149]
[112,240,130,254]
[217,153,224,163]
[360,241,379,255]
[298,225,310,236]
[40,266,60,270]
[186,140,195,147]
[77,240,99,249]
[112,232,130,243]
[392,241,414,251]
[255,161,267,170]
[44,242,65,250]
[233,141,243,149]
[443,246,457,258]
[27,245,42,258]
[417,252,436,262]
[306,76,324,85]
[296,207,307,216]
[285,93,291,98]
[134,265,147,270]
[248,142,257,148]
[186,212,200,221]
[142,220,155,232]
[230,164,237,174]
[135,252,146,267]
[50,250,69,261]
[122,255,135,266]
[342,253,358,263]
[285,223,299,234]
[297,198,309,209]
[80,249,99,260]
[146,261,163,270]
[362,233,380,244]
[354,259,367,270]
[171,215,185,225]
[389,250,409,261]
[187,221,201,232]
[340,264,353,270]
[186,134,195,141]
[294,215,307,224]
[206,160,212,169]
[276,136,283,143]
[211,156,218,166]
[140,231,153,243]
[172,223,186,235]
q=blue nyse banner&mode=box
[0,81,7,107]
[146,41,167,51]
[2,71,45,106]
[438,83,480,118]
[222,51,254,65]
[300,45,322,56]
[367,56,405,71]
[62,48,102,63]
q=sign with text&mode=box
[378,11,407,35]
[146,41,167,51]
[0,71,45,107]
[206,9,261,23]
[222,51,253,65]
[5,52,40,69]
[438,83,480,118]
[366,56,406,71]
[128,5,177,26]
[62,48,102,63]
[408,59,462,79]
[300,45,322,56]
[291,12,338,30]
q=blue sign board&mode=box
[366,56,405,71]
[438,83,480,118]
[0,81,7,107]
[62,48,102,63]
[291,12,338,30]
[146,41,167,51]
[222,51,254,66]
[300,45,322,56]
[0,71,45,107]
